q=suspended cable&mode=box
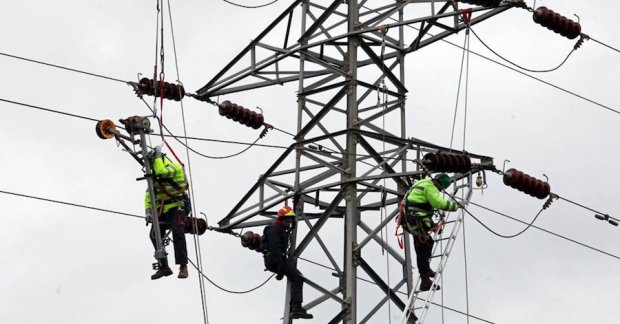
[159,1,209,322]
[461,200,546,239]
[141,98,265,160]
[449,32,469,151]
[461,207,471,324]
[0,98,99,122]
[165,2,209,322]
[188,258,275,294]
[468,201,620,261]
[0,51,127,84]
[557,196,620,223]
[298,256,497,324]
[0,189,144,219]
[360,5,620,116]
[469,27,577,73]
[222,0,279,9]
[587,36,620,54]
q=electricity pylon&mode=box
[195,1,518,323]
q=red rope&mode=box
[396,201,405,249]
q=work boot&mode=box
[420,276,440,291]
[178,265,189,279]
[151,266,173,280]
[421,270,436,278]
[407,310,418,324]
[290,305,313,319]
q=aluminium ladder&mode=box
[401,175,474,324]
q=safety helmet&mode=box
[277,206,296,218]
[435,173,452,190]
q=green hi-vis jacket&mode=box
[405,178,458,217]
[144,156,188,214]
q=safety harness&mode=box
[396,185,445,248]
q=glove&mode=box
[153,144,163,158]
[145,209,153,223]
[448,200,459,212]
[275,272,284,281]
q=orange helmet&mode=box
[277,206,296,218]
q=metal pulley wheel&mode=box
[95,119,116,139]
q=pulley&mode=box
[240,231,262,252]
[533,6,581,40]
[184,216,207,235]
[218,100,265,130]
[503,168,550,199]
[422,152,472,173]
[95,119,116,139]
[459,0,501,8]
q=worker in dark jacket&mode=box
[403,173,459,291]
[146,146,190,280]
[262,206,313,320]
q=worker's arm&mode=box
[425,185,458,211]
[152,157,178,179]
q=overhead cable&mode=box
[588,36,620,54]
[0,51,126,84]
[298,257,496,324]
[360,5,620,116]
[0,96,285,149]
[0,189,144,219]
[142,98,265,159]
[468,201,620,261]
[222,0,279,9]
[188,258,274,294]
[165,2,209,321]
[469,27,577,73]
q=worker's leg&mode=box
[167,207,188,266]
[149,222,170,268]
[280,259,303,305]
[413,234,434,275]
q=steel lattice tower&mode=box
[195,1,518,322]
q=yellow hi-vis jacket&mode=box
[405,178,458,217]
[144,156,188,214]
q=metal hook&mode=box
[137,72,143,81]
[542,173,549,183]
[255,106,264,114]
[574,13,580,23]
[502,159,511,173]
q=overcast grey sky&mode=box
[1,1,619,324]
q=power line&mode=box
[0,98,98,122]
[588,36,620,54]
[469,26,577,73]
[0,51,127,84]
[0,96,287,149]
[468,201,620,261]
[222,0,279,9]
[298,256,496,324]
[188,258,275,294]
[0,189,144,219]
[361,5,620,116]
[441,33,620,116]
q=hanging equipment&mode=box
[532,6,582,40]
[503,168,551,199]
[459,0,501,8]
[422,152,472,173]
[240,231,263,252]
[218,100,266,130]
[130,77,186,101]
